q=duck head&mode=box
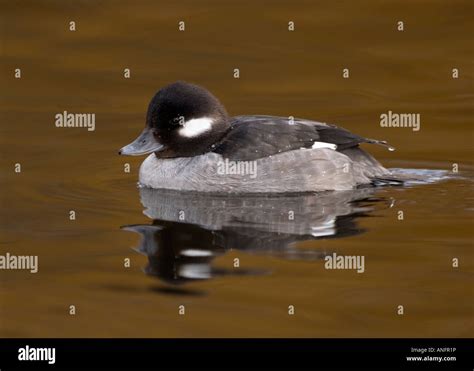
[119,81,230,158]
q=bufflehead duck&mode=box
[119,81,398,193]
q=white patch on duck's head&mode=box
[178,117,214,138]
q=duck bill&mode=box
[119,127,164,156]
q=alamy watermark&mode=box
[55,111,95,131]
[0,252,38,273]
[18,346,55,365]
[380,110,420,131]
[324,253,365,273]
[216,158,257,179]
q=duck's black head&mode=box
[119,81,230,158]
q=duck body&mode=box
[120,82,396,193]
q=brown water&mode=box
[1,0,473,337]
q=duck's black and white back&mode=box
[120,81,399,193]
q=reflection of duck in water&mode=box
[122,188,386,288]
[123,222,265,286]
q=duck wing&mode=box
[212,115,392,161]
